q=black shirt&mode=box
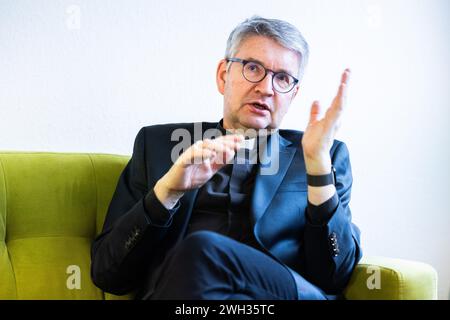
[186,150,260,249]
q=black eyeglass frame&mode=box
[226,57,299,93]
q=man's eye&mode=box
[247,63,261,72]
[276,73,291,84]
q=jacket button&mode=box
[132,227,141,239]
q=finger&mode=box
[341,68,351,86]
[335,68,350,108]
[182,134,243,166]
[336,68,350,102]
[221,133,245,146]
[202,139,232,155]
[199,148,215,162]
[207,135,244,152]
[333,83,347,111]
[211,145,235,165]
[201,139,239,166]
[308,100,321,126]
[326,69,351,125]
[212,146,236,166]
[182,146,215,166]
[225,136,244,151]
[221,141,238,164]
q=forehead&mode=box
[234,35,300,74]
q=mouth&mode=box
[251,102,270,111]
[247,102,271,114]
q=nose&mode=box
[254,72,274,96]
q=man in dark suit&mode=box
[91,16,362,300]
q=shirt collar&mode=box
[217,119,278,150]
[217,119,258,151]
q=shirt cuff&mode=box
[306,192,339,226]
[143,189,180,226]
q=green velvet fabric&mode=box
[0,152,132,299]
[0,152,438,300]
[344,256,438,300]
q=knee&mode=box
[175,231,225,258]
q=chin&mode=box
[242,116,272,129]
[240,121,267,131]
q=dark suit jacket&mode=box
[90,122,362,297]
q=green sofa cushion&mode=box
[344,256,438,300]
[0,152,130,299]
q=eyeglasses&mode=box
[226,57,299,93]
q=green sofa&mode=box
[0,152,438,300]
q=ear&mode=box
[216,59,228,95]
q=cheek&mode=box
[224,79,236,99]
[274,100,290,117]
[271,102,291,125]
[224,85,242,114]
[226,81,247,106]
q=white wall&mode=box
[1,0,449,299]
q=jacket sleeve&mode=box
[90,127,177,295]
[302,141,362,294]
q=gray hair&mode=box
[225,16,309,82]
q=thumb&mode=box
[308,100,321,126]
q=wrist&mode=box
[154,179,184,210]
[304,155,332,175]
[308,185,336,206]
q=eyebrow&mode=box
[244,57,295,76]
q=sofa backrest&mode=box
[0,152,131,299]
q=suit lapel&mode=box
[251,131,297,224]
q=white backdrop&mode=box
[0,0,449,299]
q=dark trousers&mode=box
[145,231,327,300]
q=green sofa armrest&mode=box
[344,256,438,300]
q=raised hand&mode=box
[302,69,351,175]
